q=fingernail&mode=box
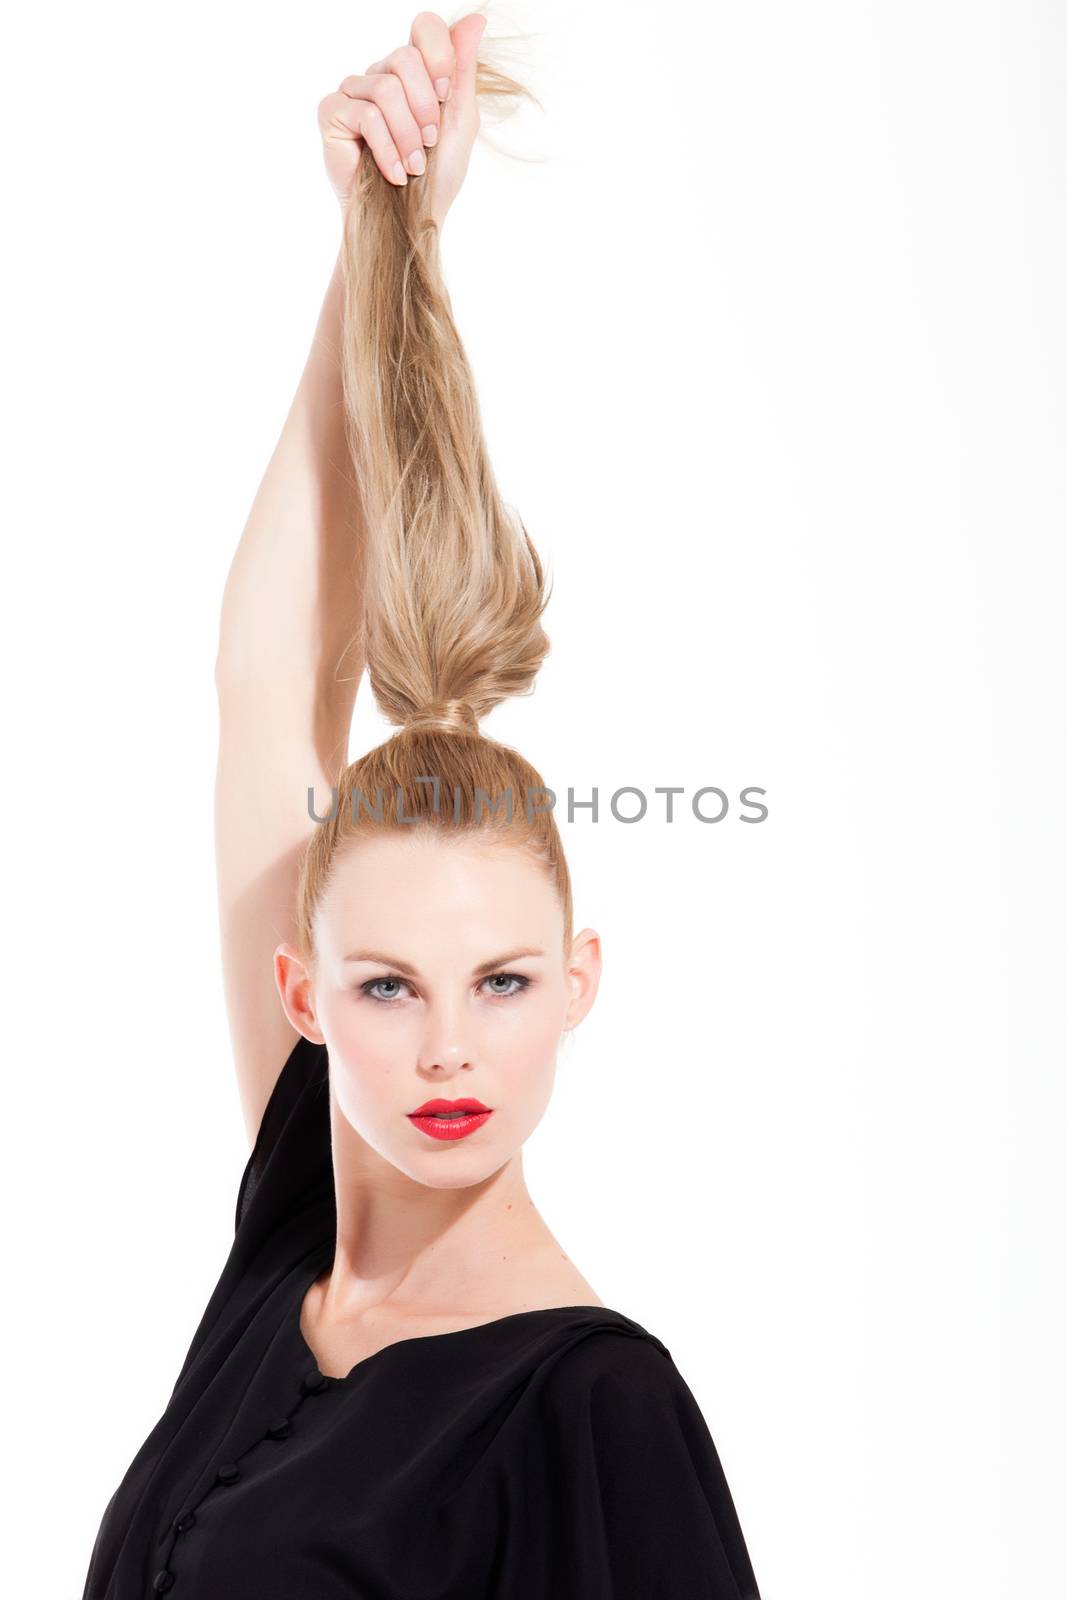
[422,124,437,146]
[392,161,407,185]
[407,147,426,176]
[435,76,450,99]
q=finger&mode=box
[319,89,411,187]
[339,72,426,179]
[372,41,442,149]
[447,12,488,109]
[410,9,457,103]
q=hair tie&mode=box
[401,698,480,736]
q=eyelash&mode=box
[358,972,532,1006]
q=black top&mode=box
[81,1035,761,1599]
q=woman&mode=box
[81,11,762,1597]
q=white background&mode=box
[3,2,1064,1596]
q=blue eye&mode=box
[482,972,530,998]
[358,972,531,1004]
[363,976,411,1003]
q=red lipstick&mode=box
[407,1097,493,1142]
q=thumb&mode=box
[448,12,488,108]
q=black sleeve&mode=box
[233,1031,334,1243]
[536,1330,762,1600]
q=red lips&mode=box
[407,1099,494,1143]
[410,1097,490,1115]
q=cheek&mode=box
[493,1002,562,1112]
[327,992,412,1049]
[320,997,410,1098]
[506,1009,562,1064]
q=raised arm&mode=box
[214,248,366,1149]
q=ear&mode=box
[274,941,326,1045]
[562,927,603,1032]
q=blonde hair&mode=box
[296,36,572,973]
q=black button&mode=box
[173,1510,196,1535]
[215,1462,240,1485]
[302,1367,329,1395]
[266,1417,291,1439]
[152,1570,175,1594]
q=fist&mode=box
[317,10,488,225]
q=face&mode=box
[275,831,601,1189]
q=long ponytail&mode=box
[296,38,572,971]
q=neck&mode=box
[321,1080,560,1320]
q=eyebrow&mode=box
[343,947,546,980]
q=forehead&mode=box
[315,832,560,961]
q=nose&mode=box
[418,994,477,1075]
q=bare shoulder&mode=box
[519,1270,606,1313]
[496,1245,607,1316]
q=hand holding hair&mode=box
[318,9,488,225]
